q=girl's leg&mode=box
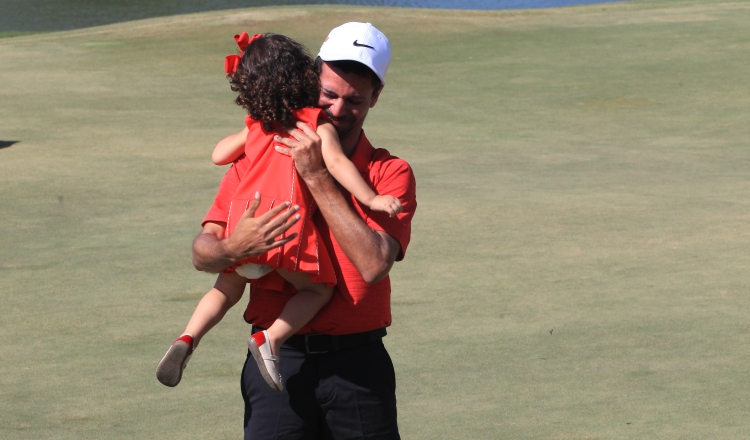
[158,272,247,387]
[183,271,248,347]
[247,270,332,391]
[265,269,333,356]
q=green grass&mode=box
[2,2,750,438]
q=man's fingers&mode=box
[285,128,307,144]
[274,145,292,156]
[256,200,293,225]
[268,213,300,239]
[241,192,261,219]
[295,121,317,137]
[266,210,300,239]
[267,232,298,249]
[274,135,298,148]
[259,203,300,234]
[286,122,317,144]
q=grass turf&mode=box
[2,1,750,438]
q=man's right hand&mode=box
[192,193,301,273]
[226,193,301,260]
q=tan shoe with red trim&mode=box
[247,330,283,391]
[156,334,194,387]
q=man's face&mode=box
[318,62,381,143]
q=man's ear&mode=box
[370,85,384,108]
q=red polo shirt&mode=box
[202,130,417,335]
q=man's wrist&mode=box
[220,235,245,264]
[302,168,334,192]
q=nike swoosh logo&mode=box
[353,40,375,50]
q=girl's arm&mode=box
[213,127,249,165]
[317,122,402,217]
[182,272,246,348]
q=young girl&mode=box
[156,32,401,391]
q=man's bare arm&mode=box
[192,194,301,273]
[307,172,399,283]
[274,124,399,283]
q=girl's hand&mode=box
[369,195,402,217]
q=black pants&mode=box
[241,340,400,440]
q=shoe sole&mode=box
[247,336,283,392]
[156,341,192,387]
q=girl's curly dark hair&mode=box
[229,34,319,133]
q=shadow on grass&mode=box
[0,141,19,150]
[0,32,40,39]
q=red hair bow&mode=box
[224,32,262,75]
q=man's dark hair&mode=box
[314,57,383,95]
[230,34,320,132]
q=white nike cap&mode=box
[318,22,391,85]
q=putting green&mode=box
[2,2,750,438]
